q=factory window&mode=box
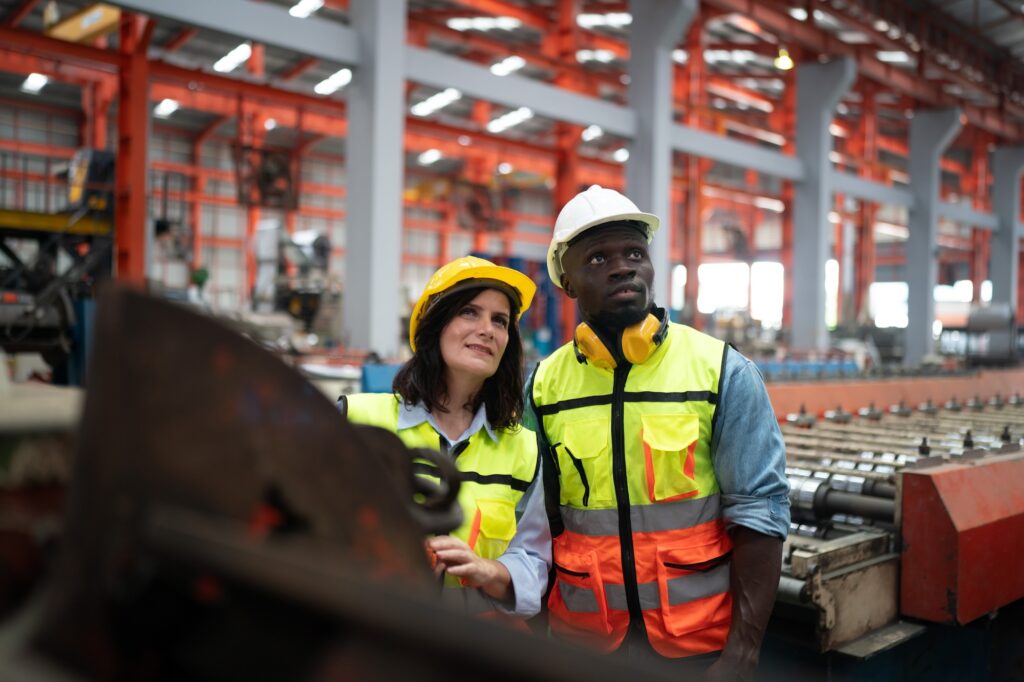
[825,259,839,330]
[697,262,749,314]
[869,282,908,328]
[750,261,784,329]
[670,264,687,312]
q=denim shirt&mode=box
[523,345,791,539]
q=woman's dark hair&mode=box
[392,285,525,430]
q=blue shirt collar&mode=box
[396,399,499,446]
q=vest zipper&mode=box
[611,363,646,641]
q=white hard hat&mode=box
[546,185,659,288]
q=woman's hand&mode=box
[426,535,513,603]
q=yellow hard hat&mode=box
[409,256,536,351]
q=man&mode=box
[524,185,789,680]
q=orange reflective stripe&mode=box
[684,440,696,478]
[466,506,482,550]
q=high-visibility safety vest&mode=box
[531,323,732,658]
[345,393,538,613]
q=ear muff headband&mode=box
[573,313,668,369]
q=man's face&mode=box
[559,223,654,330]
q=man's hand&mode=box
[426,535,514,603]
[706,526,783,682]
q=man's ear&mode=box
[561,274,577,299]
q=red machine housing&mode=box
[900,451,1024,624]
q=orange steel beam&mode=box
[115,14,151,284]
[0,24,122,68]
[4,0,39,27]
[279,56,319,81]
[162,27,197,52]
[445,0,549,30]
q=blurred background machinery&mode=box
[0,148,114,383]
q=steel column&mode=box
[991,147,1024,318]
[791,58,856,350]
[626,0,696,311]
[344,0,407,356]
[905,108,962,367]
[115,16,152,283]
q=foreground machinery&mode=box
[0,288,652,682]
[767,398,1024,679]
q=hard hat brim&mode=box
[546,211,660,288]
[409,264,536,351]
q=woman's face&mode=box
[439,288,512,385]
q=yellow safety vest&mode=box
[532,322,732,658]
[345,393,538,612]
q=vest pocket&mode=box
[467,498,517,560]
[655,534,732,637]
[555,418,612,507]
[641,413,701,503]
[549,550,612,636]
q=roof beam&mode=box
[106,0,360,65]
[405,45,636,137]
[672,124,804,180]
[4,0,40,27]
[162,27,197,52]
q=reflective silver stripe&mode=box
[666,562,730,606]
[560,583,599,613]
[606,581,660,611]
[441,586,494,615]
[597,563,730,612]
[560,493,721,537]
[561,506,619,536]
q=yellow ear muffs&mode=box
[574,323,617,370]
[573,313,668,369]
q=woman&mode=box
[341,256,549,619]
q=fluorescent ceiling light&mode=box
[877,51,911,64]
[417,149,442,165]
[490,55,526,76]
[410,87,461,117]
[498,162,513,174]
[613,148,629,163]
[213,43,252,73]
[153,98,180,118]
[837,31,872,44]
[580,124,603,142]
[486,106,533,134]
[576,12,632,28]
[576,49,617,63]
[447,16,521,31]
[314,68,352,95]
[288,0,323,18]
[264,118,277,130]
[788,8,808,21]
[21,73,48,93]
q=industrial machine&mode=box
[252,220,333,334]
[0,289,661,682]
[768,397,1024,679]
[0,149,114,381]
